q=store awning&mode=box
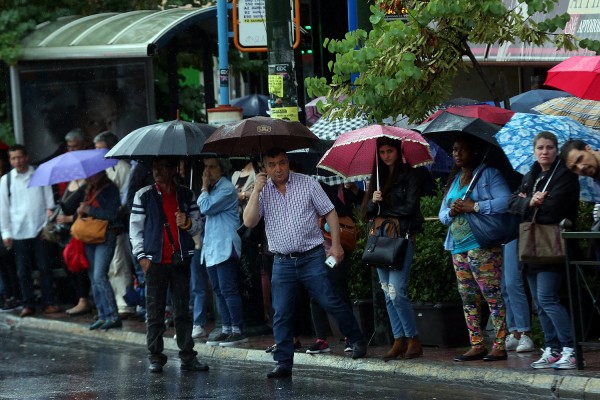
[19,6,217,61]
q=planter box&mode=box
[327,299,375,341]
[413,302,470,348]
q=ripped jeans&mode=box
[376,241,418,338]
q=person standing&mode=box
[361,137,424,361]
[510,131,580,370]
[130,157,209,373]
[439,136,509,362]
[198,157,247,347]
[243,148,367,379]
[0,144,58,317]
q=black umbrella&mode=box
[413,112,516,180]
[202,116,319,157]
[231,94,270,118]
[105,120,217,160]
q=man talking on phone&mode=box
[243,147,367,379]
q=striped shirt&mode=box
[259,172,334,254]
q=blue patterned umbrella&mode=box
[495,113,600,202]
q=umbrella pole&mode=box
[375,147,380,190]
[190,165,194,190]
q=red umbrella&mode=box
[317,125,433,185]
[544,56,600,101]
[423,104,515,126]
[0,140,8,151]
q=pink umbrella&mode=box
[317,125,433,187]
[544,56,600,101]
[423,104,515,125]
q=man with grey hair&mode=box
[94,131,135,318]
[65,128,90,152]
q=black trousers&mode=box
[145,259,196,364]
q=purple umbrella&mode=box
[29,148,118,187]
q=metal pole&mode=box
[217,0,230,105]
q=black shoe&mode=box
[352,340,367,359]
[454,349,488,362]
[483,351,508,361]
[267,366,292,379]
[181,360,209,372]
[149,362,163,373]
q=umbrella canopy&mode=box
[230,94,270,118]
[507,89,573,113]
[105,120,217,160]
[0,140,7,151]
[202,116,319,156]
[423,104,515,126]
[317,125,433,180]
[533,97,600,129]
[442,97,483,107]
[495,113,600,202]
[310,114,371,141]
[305,95,347,125]
[29,148,117,187]
[414,111,514,175]
[544,56,600,101]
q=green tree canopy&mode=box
[305,0,600,124]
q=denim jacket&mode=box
[439,165,511,251]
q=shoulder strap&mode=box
[531,160,561,223]
[6,170,11,200]
[152,188,177,253]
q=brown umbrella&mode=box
[202,116,319,156]
[533,97,600,129]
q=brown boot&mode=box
[382,337,408,361]
[405,336,423,359]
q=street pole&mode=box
[265,0,299,121]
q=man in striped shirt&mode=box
[244,148,367,379]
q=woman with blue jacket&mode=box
[439,136,510,362]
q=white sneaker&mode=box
[516,335,535,352]
[192,325,207,339]
[553,347,584,370]
[505,334,518,351]
[530,347,561,369]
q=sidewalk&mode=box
[2,309,600,399]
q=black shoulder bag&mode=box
[362,218,409,270]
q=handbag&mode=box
[362,218,408,269]
[69,184,109,244]
[63,237,89,273]
[465,212,520,248]
[318,216,357,253]
[517,161,565,264]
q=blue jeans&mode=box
[190,248,209,327]
[85,231,118,321]
[376,241,418,338]
[501,240,531,332]
[526,268,573,349]
[206,257,244,330]
[13,237,55,308]
[271,247,364,368]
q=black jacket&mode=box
[508,159,579,226]
[366,167,424,235]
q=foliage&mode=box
[305,0,600,124]
[409,180,460,303]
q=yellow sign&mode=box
[270,107,299,121]
[268,75,284,98]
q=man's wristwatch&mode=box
[473,202,480,213]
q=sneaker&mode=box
[344,338,352,353]
[530,347,561,369]
[306,339,331,354]
[505,334,518,351]
[206,332,229,346]
[516,335,535,353]
[1,297,20,311]
[192,325,207,339]
[553,347,584,370]
[219,332,249,347]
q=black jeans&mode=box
[145,259,196,365]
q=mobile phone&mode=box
[325,255,337,268]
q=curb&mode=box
[2,314,599,399]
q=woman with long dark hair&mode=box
[439,136,510,362]
[361,137,424,360]
[77,170,122,330]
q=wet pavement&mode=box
[2,307,600,399]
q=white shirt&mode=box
[0,167,55,240]
[106,160,131,202]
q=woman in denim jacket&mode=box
[439,136,510,362]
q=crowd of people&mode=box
[0,126,598,376]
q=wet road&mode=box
[0,327,539,400]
